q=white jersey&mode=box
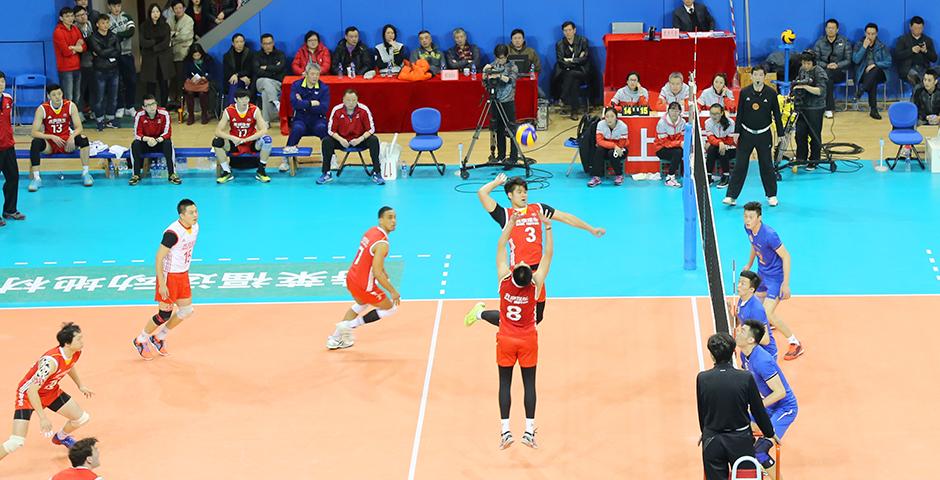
[162,220,199,274]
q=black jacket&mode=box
[253,48,287,82]
[331,41,374,75]
[696,361,775,440]
[138,19,174,84]
[912,85,940,121]
[185,2,216,38]
[673,2,716,32]
[794,64,829,110]
[88,29,121,72]
[223,47,255,83]
[554,35,589,76]
[895,33,938,76]
[210,0,237,19]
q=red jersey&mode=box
[501,203,550,266]
[50,467,102,480]
[42,100,73,142]
[346,226,390,292]
[498,274,538,338]
[16,347,82,410]
[227,103,258,139]
[0,93,13,150]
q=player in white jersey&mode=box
[133,199,199,360]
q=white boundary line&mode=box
[408,298,443,480]
[690,297,706,371]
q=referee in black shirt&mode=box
[697,332,779,480]
[723,64,783,208]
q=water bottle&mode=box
[349,62,356,79]
[529,64,536,80]
[387,60,394,77]
[470,63,477,80]
[400,162,407,178]
[337,63,344,78]
[117,158,127,176]
[905,155,912,172]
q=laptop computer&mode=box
[508,54,533,75]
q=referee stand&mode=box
[701,438,781,480]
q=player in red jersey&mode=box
[212,88,273,184]
[28,83,92,191]
[0,323,94,462]
[326,206,400,350]
[50,437,102,480]
[469,173,604,327]
[466,211,553,450]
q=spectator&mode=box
[445,27,482,71]
[183,43,214,125]
[138,3,174,107]
[813,18,853,118]
[852,22,891,120]
[912,68,940,125]
[0,72,24,226]
[317,89,383,186]
[187,0,215,39]
[74,6,95,116]
[375,24,407,75]
[697,73,735,112]
[283,63,329,169]
[610,71,649,108]
[895,16,937,87]
[50,437,101,480]
[211,0,236,26]
[508,29,541,76]
[89,14,121,130]
[553,21,590,120]
[291,30,331,75]
[704,103,737,188]
[655,102,687,188]
[130,94,178,186]
[332,26,373,75]
[29,84,92,190]
[672,0,716,32]
[588,107,627,188]
[792,50,827,170]
[410,30,444,75]
[167,0,194,109]
[658,71,691,111]
[106,0,136,118]
[253,33,287,123]
[74,0,100,25]
[53,7,85,108]
[483,44,520,169]
[213,88,272,184]
[223,33,254,106]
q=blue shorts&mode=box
[757,273,783,300]
[758,400,798,439]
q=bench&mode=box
[15,149,118,178]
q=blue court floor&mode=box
[1,161,939,308]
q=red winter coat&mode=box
[291,44,332,75]
[53,23,84,72]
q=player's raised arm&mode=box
[371,242,400,305]
[534,213,554,285]
[551,209,605,237]
[478,173,508,213]
[496,212,517,279]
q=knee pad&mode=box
[377,305,398,318]
[74,135,89,148]
[2,435,25,454]
[152,309,172,326]
[212,137,226,148]
[351,303,368,315]
[177,305,194,319]
[71,411,90,427]
[257,135,273,151]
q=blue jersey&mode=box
[746,223,783,279]
[744,345,796,408]
[738,295,777,359]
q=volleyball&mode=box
[515,123,537,147]
[780,29,796,44]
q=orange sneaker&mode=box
[133,338,154,360]
[783,343,804,361]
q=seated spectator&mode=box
[223,33,254,106]
[852,23,891,119]
[74,6,95,116]
[912,68,940,125]
[553,21,590,120]
[186,0,215,39]
[704,103,737,188]
[88,13,120,130]
[29,84,92,191]
[291,30,331,75]
[610,71,649,109]
[182,43,214,125]
[697,73,734,112]
[283,63,329,168]
[210,0,236,26]
[508,29,541,75]
[129,94,178,186]
[375,24,407,75]
[317,89,383,186]
[138,3,173,107]
[167,0,194,108]
[655,102,687,188]
[895,16,937,87]
[445,28,482,71]
[588,107,628,188]
[658,72,691,111]
[411,30,445,75]
[331,26,373,75]
[813,18,853,118]
[213,88,272,184]
[53,7,84,108]
[254,33,287,123]
[672,0,715,32]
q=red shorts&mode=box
[347,283,386,306]
[14,387,64,411]
[47,137,71,155]
[155,272,191,304]
[496,333,538,368]
[231,139,259,156]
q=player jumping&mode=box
[133,199,199,359]
[327,206,400,350]
[0,323,94,462]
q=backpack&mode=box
[576,114,601,174]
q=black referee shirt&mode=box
[734,84,783,134]
[696,361,775,439]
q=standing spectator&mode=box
[895,16,937,87]
[610,72,650,108]
[167,0,194,109]
[283,63,329,169]
[375,24,407,75]
[138,3,174,107]
[130,94,178,186]
[658,72,691,111]
[483,44,520,169]
[187,0,215,39]
[445,28,482,71]
[74,0,100,24]
[331,26,373,75]
[813,18,853,118]
[704,103,737,188]
[75,6,95,116]
[106,0,136,118]
[792,50,827,170]
[253,33,287,123]
[211,0,236,27]
[672,0,715,32]
[317,89,383,185]
[552,21,589,120]
[912,68,940,125]
[291,30,331,75]
[852,23,891,120]
[89,14,121,130]
[0,72,24,226]
[50,437,102,480]
[588,107,627,188]
[223,33,254,106]
[697,73,735,112]
[29,84,93,190]
[53,7,85,107]
[655,102,687,188]
[410,31,444,75]
[183,44,214,125]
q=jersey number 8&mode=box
[506,305,522,322]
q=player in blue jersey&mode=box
[742,202,803,361]
[737,320,795,476]
[731,270,777,359]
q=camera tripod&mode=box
[459,86,531,179]
[773,96,837,179]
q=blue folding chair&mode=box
[13,74,46,126]
[335,145,371,177]
[408,107,445,175]
[886,101,924,170]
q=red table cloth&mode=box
[603,33,737,92]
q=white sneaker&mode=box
[28,176,42,192]
[326,335,354,350]
[282,145,299,155]
[767,196,779,207]
[824,110,833,119]
[115,108,125,119]
[665,175,681,188]
[278,160,290,172]
[722,197,736,206]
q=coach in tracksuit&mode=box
[129,94,177,186]
[285,63,329,155]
